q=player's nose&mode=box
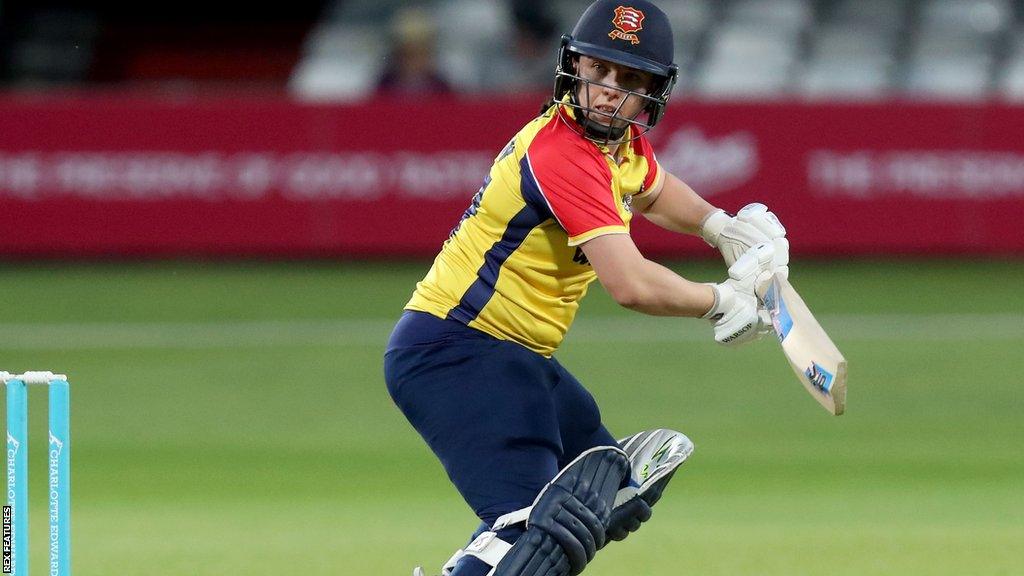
[601,75,625,98]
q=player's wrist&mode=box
[701,283,731,320]
[699,209,731,247]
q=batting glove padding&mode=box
[701,203,789,279]
[704,242,776,346]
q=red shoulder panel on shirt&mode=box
[524,116,624,240]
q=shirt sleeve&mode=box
[524,139,627,246]
[631,134,663,199]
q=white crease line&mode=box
[0,314,1021,350]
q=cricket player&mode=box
[384,2,789,574]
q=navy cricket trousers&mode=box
[384,311,618,573]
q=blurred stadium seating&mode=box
[294,0,1024,100]
[3,0,1024,100]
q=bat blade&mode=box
[762,274,847,415]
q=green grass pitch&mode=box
[1,259,1021,575]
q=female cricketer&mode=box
[384,2,789,575]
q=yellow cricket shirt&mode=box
[406,103,663,356]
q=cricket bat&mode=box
[762,274,847,415]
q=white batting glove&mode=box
[702,282,758,347]
[700,203,789,280]
[703,243,776,347]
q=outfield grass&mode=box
[1,259,1022,575]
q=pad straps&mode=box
[491,507,531,531]
[464,531,514,568]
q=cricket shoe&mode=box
[606,429,694,542]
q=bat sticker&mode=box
[764,281,794,342]
[805,362,835,393]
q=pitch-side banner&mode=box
[2,95,1023,257]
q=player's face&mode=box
[574,56,654,129]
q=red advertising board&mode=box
[2,94,1023,257]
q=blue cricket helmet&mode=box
[553,0,678,142]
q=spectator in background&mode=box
[376,6,452,96]
[487,0,559,94]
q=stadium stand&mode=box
[288,0,1024,100]
[2,0,1023,100]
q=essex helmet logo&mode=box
[609,6,645,45]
